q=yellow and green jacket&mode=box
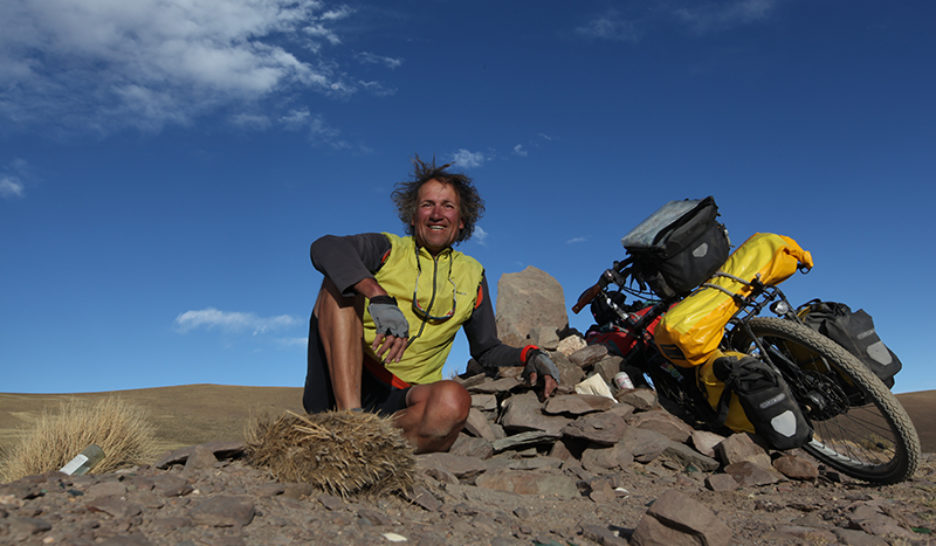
[310,232,529,385]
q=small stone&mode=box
[724,461,785,487]
[561,412,629,445]
[581,444,634,472]
[690,430,725,458]
[190,496,256,527]
[772,454,819,480]
[470,393,497,411]
[183,444,218,472]
[153,474,193,498]
[631,490,732,546]
[569,344,609,369]
[714,433,771,467]
[626,410,692,443]
[556,335,587,356]
[449,434,494,459]
[705,473,739,491]
[418,452,487,480]
[614,388,658,410]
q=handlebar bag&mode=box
[621,196,730,299]
[796,300,902,388]
[654,233,813,368]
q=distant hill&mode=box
[1,385,933,460]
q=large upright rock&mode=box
[496,266,568,347]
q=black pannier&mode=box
[797,299,902,388]
[621,196,730,299]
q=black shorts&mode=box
[303,313,411,416]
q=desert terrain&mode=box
[0,385,934,545]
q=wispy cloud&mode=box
[566,236,587,244]
[512,144,528,157]
[229,107,350,148]
[0,176,24,199]
[1,159,31,198]
[355,51,403,69]
[275,337,309,348]
[575,10,642,43]
[451,149,486,169]
[675,0,777,33]
[474,226,489,246]
[175,308,299,335]
[0,0,371,133]
[576,1,779,42]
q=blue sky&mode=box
[1,0,933,395]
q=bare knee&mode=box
[398,381,471,453]
[426,380,471,424]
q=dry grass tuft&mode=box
[246,410,415,497]
[0,397,158,482]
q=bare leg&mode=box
[393,380,471,453]
[314,278,365,410]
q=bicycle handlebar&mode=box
[572,282,602,314]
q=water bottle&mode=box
[613,371,635,391]
[60,444,105,476]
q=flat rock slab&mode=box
[561,412,629,446]
[619,427,672,463]
[154,441,245,469]
[467,377,522,394]
[491,430,561,452]
[418,453,487,480]
[464,407,497,441]
[543,394,617,415]
[474,469,579,498]
[614,388,658,410]
[189,495,256,528]
[581,444,634,472]
[772,454,820,480]
[724,461,785,487]
[631,489,732,546]
[714,433,771,468]
[661,442,720,472]
[569,344,609,368]
[626,410,693,443]
[501,392,571,435]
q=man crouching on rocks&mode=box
[303,156,559,454]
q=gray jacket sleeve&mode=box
[463,275,528,368]
[309,233,391,296]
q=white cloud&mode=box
[473,226,489,245]
[358,80,398,97]
[355,51,403,69]
[575,11,642,42]
[566,236,587,244]
[675,0,777,33]
[577,1,778,42]
[451,149,485,169]
[175,308,299,335]
[0,0,361,132]
[275,337,309,347]
[0,176,24,198]
[230,112,273,130]
[513,144,528,157]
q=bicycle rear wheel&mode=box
[734,317,920,484]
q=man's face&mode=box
[411,179,464,255]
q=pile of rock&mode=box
[426,336,824,544]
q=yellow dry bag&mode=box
[654,233,813,368]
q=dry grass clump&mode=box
[246,410,415,497]
[0,397,158,482]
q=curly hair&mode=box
[391,155,485,244]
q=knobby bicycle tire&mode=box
[738,317,920,484]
